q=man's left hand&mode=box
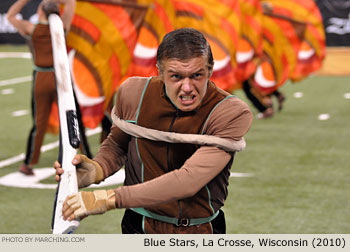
[63,189,116,221]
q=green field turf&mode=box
[0,45,349,234]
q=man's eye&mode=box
[191,73,202,79]
[171,74,182,80]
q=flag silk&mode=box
[235,0,263,86]
[286,0,326,82]
[251,0,306,95]
[46,0,325,133]
[173,0,242,91]
[129,0,242,92]
[260,0,325,83]
[126,0,175,80]
[48,0,148,132]
[130,0,323,94]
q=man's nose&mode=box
[181,77,193,92]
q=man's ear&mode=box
[208,67,213,79]
[156,63,163,78]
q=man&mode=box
[7,0,91,175]
[55,28,253,233]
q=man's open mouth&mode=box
[180,95,195,101]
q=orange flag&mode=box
[48,0,148,133]
[288,0,326,82]
[258,0,325,82]
[235,0,263,85]
[129,0,242,92]
[173,0,242,91]
[126,0,175,80]
[251,1,306,95]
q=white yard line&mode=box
[0,52,31,59]
[0,167,125,189]
[0,52,32,87]
[0,76,32,87]
[0,154,26,169]
[0,127,102,169]
[0,169,253,189]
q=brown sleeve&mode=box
[113,96,253,208]
[202,96,253,141]
[93,124,129,178]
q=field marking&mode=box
[0,52,32,59]
[85,126,102,136]
[293,92,304,98]
[318,114,330,121]
[0,153,26,169]
[12,109,29,117]
[0,76,32,87]
[344,93,350,99]
[0,168,125,189]
[0,168,253,189]
[230,172,254,177]
[1,88,14,95]
[0,52,32,87]
[0,127,102,169]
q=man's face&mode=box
[159,56,212,112]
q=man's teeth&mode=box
[181,95,193,101]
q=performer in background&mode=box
[7,0,91,175]
[242,78,285,119]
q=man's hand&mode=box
[54,154,104,188]
[63,189,116,221]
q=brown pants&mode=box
[24,69,93,165]
[24,70,57,165]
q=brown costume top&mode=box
[94,76,253,233]
[30,23,54,68]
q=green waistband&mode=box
[131,207,219,227]
[34,65,54,72]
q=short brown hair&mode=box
[157,28,214,73]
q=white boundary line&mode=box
[0,76,32,87]
[0,127,102,169]
[0,51,32,87]
[0,154,26,169]
[0,167,125,189]
[0,168,253,189]
[0,52,32,59]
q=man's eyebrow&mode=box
[167,69,179,73]
[167,68,205,74]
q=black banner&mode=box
[0,0,40,44]
[316,0,350,46]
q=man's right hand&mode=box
[54,154,104,188]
